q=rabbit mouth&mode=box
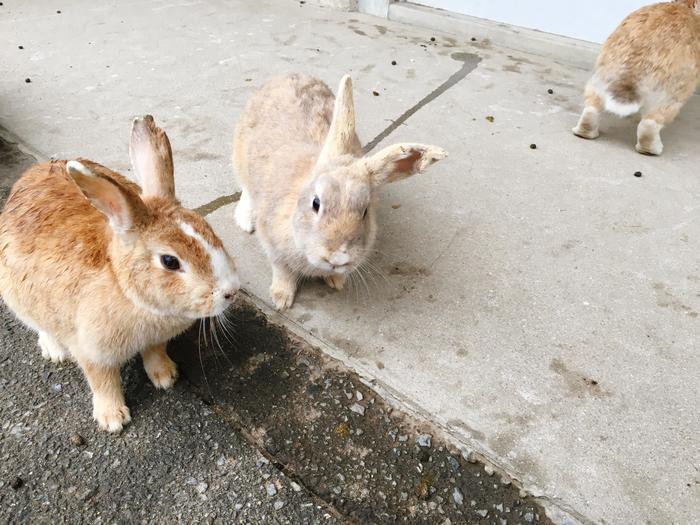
[309,258,353,274]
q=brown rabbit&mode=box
[233,73,447,310]
[0,116,239,432]
[573,0,700,155]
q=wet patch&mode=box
[549,358,610,398]
[652,282,698,317]
[363,52,482,153]
[388,261,431,277]
[194,191,241,217]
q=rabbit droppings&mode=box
[0,116,240,432]
[233,73,447,310]
[573,0,700,155]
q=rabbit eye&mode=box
[312,196,320,213]
[160,254,181,271]
[363,208,368,219]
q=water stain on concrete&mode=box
[363,52,482,153]
[406,68,416,80]
[388,262,431,278]
[179,150,224,162]
[193,191,241,216]
[295,313,313,323]
[549,358,610,398]
[652,282,698,317]
[447,418,486,442]
[328,335,363,357]
[374,25,387,35]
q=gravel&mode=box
[417,433,432,448]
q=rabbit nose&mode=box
[224,289,237,301]
[328,251,350,267]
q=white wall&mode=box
[412,0,652,43]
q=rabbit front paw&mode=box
[324,274,347,290]
[93,398,131,433]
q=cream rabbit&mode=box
[0,116,239,432]
[233,73,447,310]
[573,0,700,155]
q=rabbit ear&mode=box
[364,143,448,187]
[317,75,359,166]
[129,115,175,200]
[66,160,146,234]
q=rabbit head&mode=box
[292,75,447,276]
[66,116,239,319]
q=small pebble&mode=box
[273,499,286,510]
[18,45,24,50]
[529,143,537,150]
[391,60,397,66]
[25,78,31,84]
[447,456,460,471]
[290,481,302,492]
[391,203,402,210]
[484,464,495,476]
[452,487,464,506]
[350,403,365,415]
[547,88,554,94]
[524,511,535,523]
[634,171,642,178]
[195,482,208,494]
[10,477,23,490]
[70,433,85,447]
[57,10,61,14]
[265,482,277,497]
[476,509,488,517]
[430,37,436,42]
[485,115,494,123]
[372,90,379,96]
[471,37,477,41]
[416,434,432,448]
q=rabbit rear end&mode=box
[573,0,700,155]
[233,73,447,311]
[0,116,240,432]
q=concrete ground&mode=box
[1,1,698,524]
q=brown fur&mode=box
[0,117,239,432]
[233,73,447,310]
[573,1,700,154]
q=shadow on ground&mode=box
[170,303,552,525]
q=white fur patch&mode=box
[66,160,94,177]
[603,94,640,117]
[178,221,239,296]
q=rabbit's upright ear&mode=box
[316,75,361,166]
[364,143,448,187]
[129,115,175,200]
[66,160,146,235]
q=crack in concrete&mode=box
[363,52,482,153]
[193,191,241,217]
